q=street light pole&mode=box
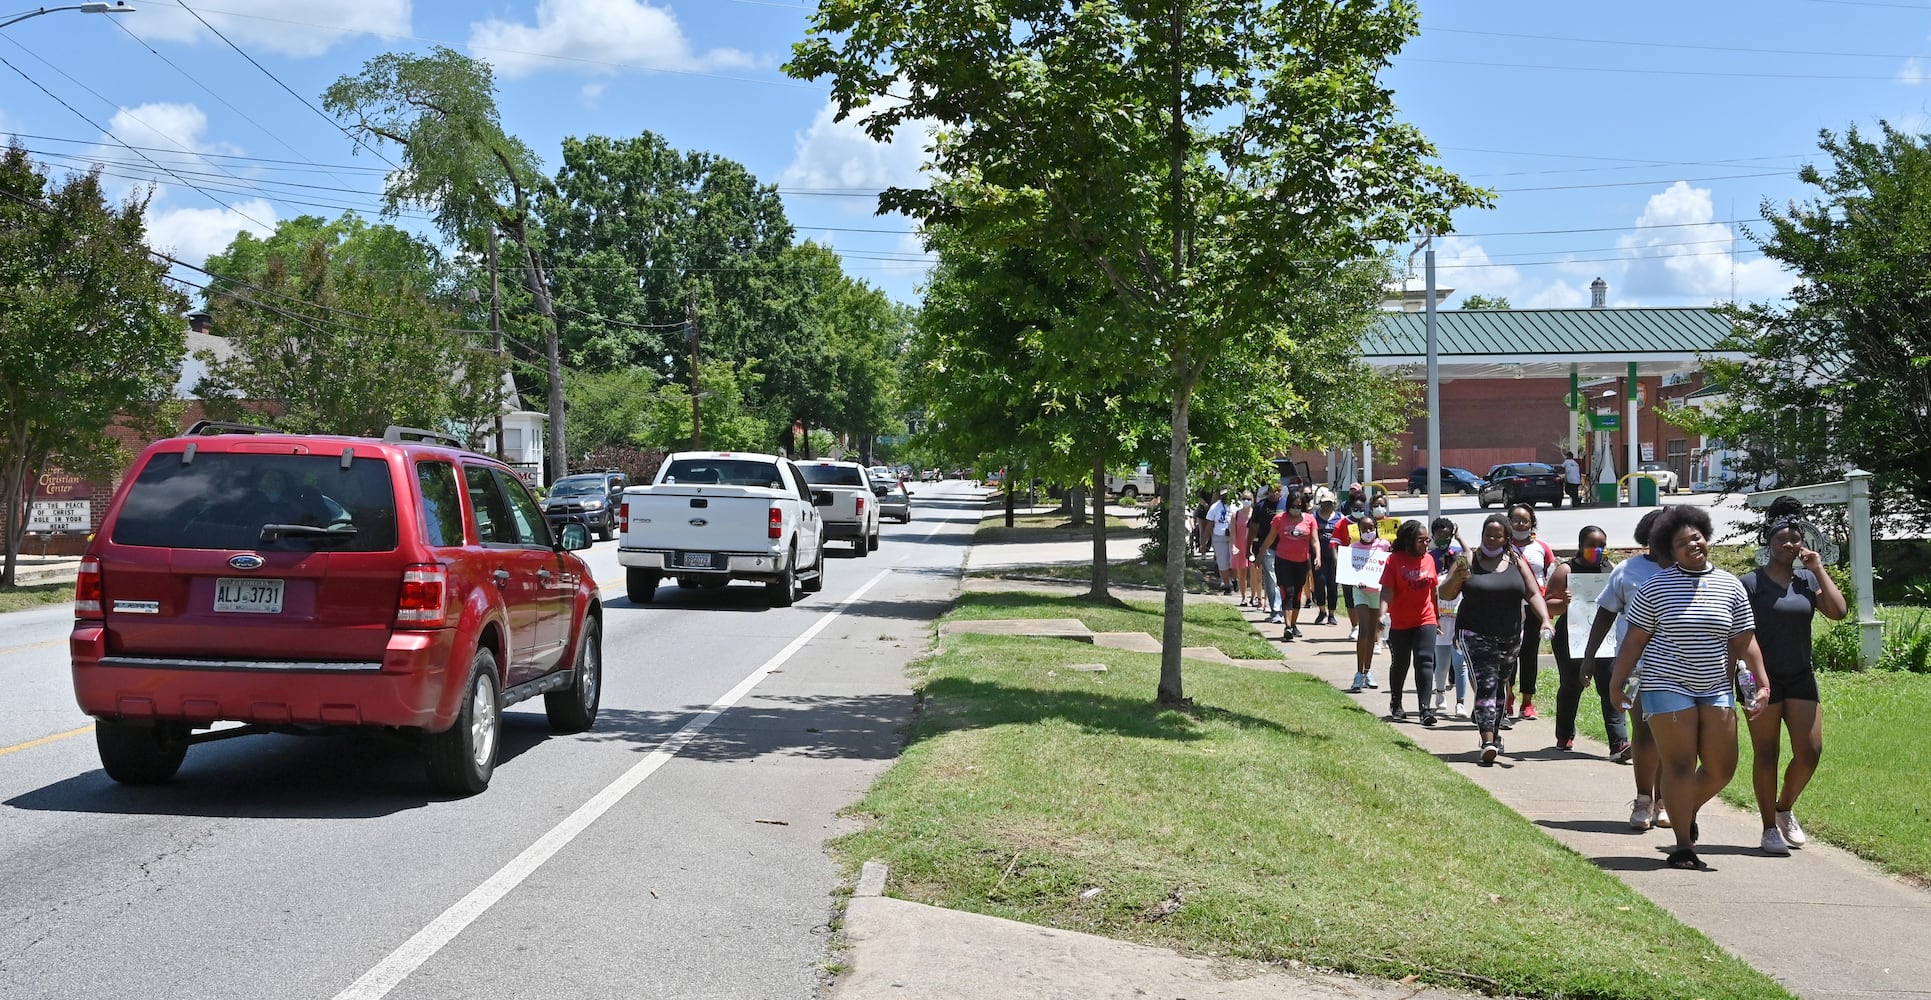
[0,3,134,30]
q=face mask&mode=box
[1372,506,1387,518]
[1583,544,1604,563]
[1480,543,1506,558]
[1509,526,1532,542]
[1432,534,1453,549]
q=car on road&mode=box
[1637,461,1681,493]
[1406,466,1483,495]
[617,451,828,604]
[70,421,603,795]
[1478,462,1564,508]
[540,470,625,541]
[872,477,912,522]
[799,459,882,553]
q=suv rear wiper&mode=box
[260,523,358,543]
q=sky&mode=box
[1,0,1926,311]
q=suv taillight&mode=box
[75,556,102,617]
[619,501,629,532]
[769,505,783,540]
[397,564,448,626]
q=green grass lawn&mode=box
[974,511,1143,544]
[0,583,73,613]
[973,557,1220,594]
[946,591,1276,660]
[841,592,1789,1000]
[1557,667,1931,881]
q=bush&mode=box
[1139,500,1168,563]
[1814,616,1863,672]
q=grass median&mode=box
[973,510,1143,544]
[0,584,73,613]
[838,591,1787,1000]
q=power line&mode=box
[8,131,391,174]
[1422,24,1931,61]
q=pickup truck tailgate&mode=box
[621,487,779,556]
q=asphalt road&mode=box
[0,480,987,1000]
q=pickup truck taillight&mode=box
[769,505,783,540]
[397,564,448,627]
[619,501,629,532]
[856,496,866,516]
[75,556,102,618]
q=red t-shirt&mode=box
[1379,550,1439,629]
[1272,511,1319,562]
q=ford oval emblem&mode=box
[689,518,708,526]
[229,554,265,570]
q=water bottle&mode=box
[1618,675,1639,711]
[1736,663,1759,708]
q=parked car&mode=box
[1478,462,1564,508]
[1637,462,1681,492]
[1406,466,1483,495]
[69,421,603,794]
[541,470,625,541]
[1105,463,1159,499]
[872,476,912,522]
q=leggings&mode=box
[1313,545,1338,610]
[1552,621,1630,746]
[1516,614,1542,697]
[1275,556,1311,607]
[1464,631,1519,737]
[1387,627,1437,713]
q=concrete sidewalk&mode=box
[4,555,81,588]
[1244,604,1931,1000]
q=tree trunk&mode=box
[1159,359,1194,704]
[1004,478,1016,527]
[1087,453,1108,600]
[1,452,27,589]
[1068,480,1088,527]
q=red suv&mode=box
[69,422,603,795]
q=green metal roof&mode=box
[1363,307,1741,378]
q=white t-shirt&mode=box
[1208,501,1231,537]
[1562,458,1583,485]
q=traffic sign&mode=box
[1588,413,1621,431]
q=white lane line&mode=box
[331,566,899,1000]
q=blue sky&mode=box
[1,0,1925,310]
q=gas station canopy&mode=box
[1360,307,1748,378]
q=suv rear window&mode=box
[111,452,399,552]
[799,464,864,487]
[661,458,785,488]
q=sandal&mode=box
[1665,848,1700,870]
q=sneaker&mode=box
[1420,713,1438,727]
[1609,740,1634,764]
[1364,674,1378,689]
[1653,804,1672,829]
[1454,701,1467,718]
[1289,625,1303,638]
[1266,613,1283,624]
[1480,743,1498,766]
[1520,699,1538,720]
[1504,694,1516,718]
[1387,705,1406,721]
[1493,737,1505,755]
[1498,715,1514,731]
[1434,688,1448,712]
[1761,827,1793,856]
[1629,795,1655,830]
[1556,737,1575,751]
[1281,629,1296,642]
[1348,626,1359,641]
[1346,671,1366,694]
[1777,809,1807,847]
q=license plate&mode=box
[214,577,284,613]
[680,552,713,569]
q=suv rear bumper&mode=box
[70,624,463,730]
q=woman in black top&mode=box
[1438,514,1551,765]
[1740,502,1847,855]
[1548,526,1620,754]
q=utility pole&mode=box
[687,289,702,450]
[488,227,504,461]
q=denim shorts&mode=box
[1641,688,1735,719]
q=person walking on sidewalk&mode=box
[1609,505,1770,871]
[1438,514,1551,766]
[1583,508,1671,831]
[1506,503,1558,723]
[1429,518,1468,717]
[1262,490,1321,642]
[1548,525,1617,753]
[1251,483,1283,623]
[1740,498,1847,856]
[1342,513,1389,692]
[1231,492,1254,607]
[1380,520,1440,726]
[1208,490,1236,594]
[1312,494,1342,626]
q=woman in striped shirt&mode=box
[1608,506,1770,870]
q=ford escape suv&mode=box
[70,422,603,794]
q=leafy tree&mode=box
[324,47,569,479]
[792,0,1483,701]
[1675,122,1931,530]
[195,217,505,440]
[1458,294,1511,310]
[0,146,186,586]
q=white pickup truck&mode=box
[616,452,828,607]
[797,459,881,554]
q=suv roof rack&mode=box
[383,425,463,447]
[182,419,277,437]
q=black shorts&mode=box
[1768,670,1820,704]
[1276,556,1312,596]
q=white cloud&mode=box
[146,199,278,268]
[1430,236,1597,309]
[126,0,409,58]
[580,82,607,108]
[1615,181,1791,304]
[103,102,239,161]
[781,101,931,195]
[1899,58,1927,85]
[467,0,755,78]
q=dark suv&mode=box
[69,422,603,795]
[542,470,625,541]
[1478,462,1564,509]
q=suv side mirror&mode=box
[557,522,591,551]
